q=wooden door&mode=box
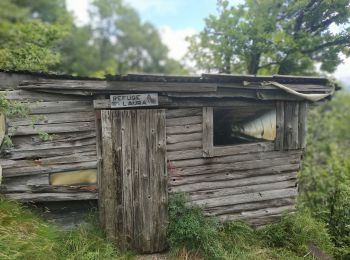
[99,109,167,253]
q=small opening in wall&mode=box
[213,105,276,146]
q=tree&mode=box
[56,0,187,77]
[73,0,186,77]
[0,0,67,71]
[187,0,350,75]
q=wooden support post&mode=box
[275,101,284,151]
[298,102,308,149]
[284,102,299,150]
[99,109,167,253]
[202,107,214,157]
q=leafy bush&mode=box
[167,193,224,259]
[167,194,335,259]
[299,92,350,257]
[260,211,334,256]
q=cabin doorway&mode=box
[98,109,167,253]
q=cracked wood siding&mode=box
[0,89,98,200]
[166,107,302,226]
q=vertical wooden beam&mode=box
[275,101,284,151]
[95,95,105,230]
[284,102,299,150]
[100,110,116,241]
[202,107,214,157]
[298,102,308,149]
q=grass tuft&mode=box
[0,197,131,260]
[167,194,335,260]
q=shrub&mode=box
[260,211,334,256]
[167,193,224,259]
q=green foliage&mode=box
[167,194,334,259]
[0,197,130,260]
[0,0,67,71]
[0,0,185,76]
[167,193,224,259]
[299,92,350,257]
[0,92,30,118]
[260,211,334,255]
[187,0,350,74]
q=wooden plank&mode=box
[188,180,296,202]
[169,164,300,187]
[166,116,202,127]
[28,101,93,114]
[202,107,213,157]
[217,205,295,222]
[169,152,301,177]
[0,154,97,169]
[27,185,97,193]
[166,108,202,118]
[205,197,295,216]
[8,112,95,127]
[94,106,103,229]
[8,121,95,136]
[100,110,116,241]
[94,98,280,109]
[171,172,297,193]
[192,187,297,208]
[275,101,284,150]
[167,142,275,161]
[0,90,89,101]
[284,102,299,150]
[170,149,301,172]
[214,142,274,157]
[20,79,217,93]
[4,192,97,202]
[3,144,96,160]
[166,141,202,152]
[7,137,96,155]
[167,132,202,144]
[166,124,202,135]
[167,149,203,161]
[298,102,308,149]
[3,162,97,178]
[166,89,304,101]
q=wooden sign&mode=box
[110,93,158,108]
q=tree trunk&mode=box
[247,53,261,74]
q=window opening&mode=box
[213,105,276,146]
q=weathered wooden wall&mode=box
[0,89,98,201]
[166,107,303,226]
[0,73,310,230]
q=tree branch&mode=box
[293,0,319,37]
[301,36,350,54]
[307,13,341,34]
[258,61,280,69]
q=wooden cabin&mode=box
[0,71,334,252]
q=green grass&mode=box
[0,194,338,260]
[168,193,335,260]
[0,197,132,260]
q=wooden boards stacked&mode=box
[166,108,301,226]
[0,90,98,201]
